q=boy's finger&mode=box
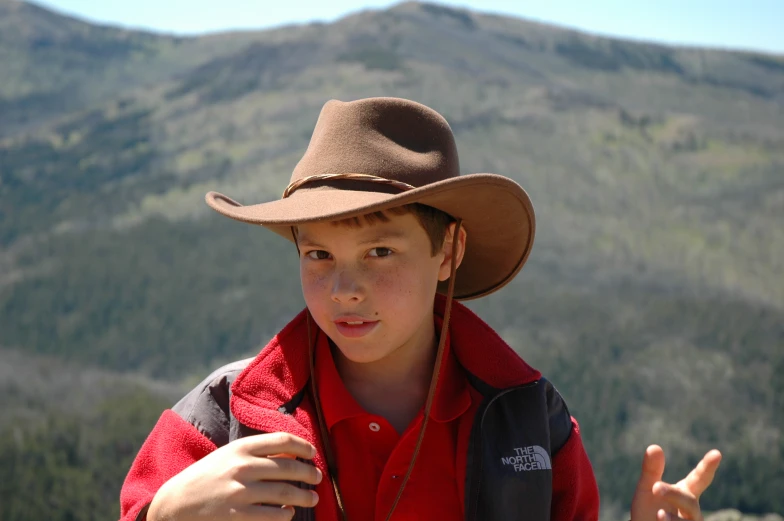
[246,481,319,508]
[682,450,722,496]
[244,504,296,521]
[245,455,323,485]
[242,433,317,460]
[636,445,666,492]
[657,510,692,521]
[653,482,702,521]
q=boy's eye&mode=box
[368,247,392,258]
[306,250,331,260]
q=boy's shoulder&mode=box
[176,357,254,405]
[447,300,542,387]
[170,357,255,446]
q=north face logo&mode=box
[500,445,552,472]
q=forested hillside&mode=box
[1,0,782,518]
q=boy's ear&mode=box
[438,222,468,282]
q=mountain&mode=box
[1,1,782,517]
[0,0,269,136]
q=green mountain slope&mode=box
[0,350,180,521]
[0,0,269,136]
[1,1,782,516]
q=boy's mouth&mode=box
[333,316,379,338]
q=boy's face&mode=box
[297,212,461,366]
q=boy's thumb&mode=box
[636,444,666,492]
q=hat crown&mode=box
[292,98,460,189]
[205,96,535,300]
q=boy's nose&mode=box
[330,270,364,303]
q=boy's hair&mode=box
[332,204,454,256]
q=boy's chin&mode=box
[332,342,392,365]
[328,334,404,366]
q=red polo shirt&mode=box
[313,324,473,521]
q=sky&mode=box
[32,0,784,55]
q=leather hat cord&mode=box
[308,312,348,520]
[307,219,463,521]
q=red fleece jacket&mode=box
[119,299,599,521]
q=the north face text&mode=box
[500,445,552,472]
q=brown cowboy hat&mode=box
[205,97,535,300]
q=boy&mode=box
[120,97,721,521]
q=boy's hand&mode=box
[631,444,722,521]
[147,432,323,521]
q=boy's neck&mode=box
[332,321,437,433]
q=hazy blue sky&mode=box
[33,0,784,54]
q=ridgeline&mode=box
[1,0,782,518]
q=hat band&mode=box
[282,173,416,198]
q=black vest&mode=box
[165,360,572,521]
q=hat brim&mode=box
[205,173,535,300]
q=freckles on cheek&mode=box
[375,266,403,293]
[301,270,329,303]
[376,264,424,302]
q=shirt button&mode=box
[368,422,381,432]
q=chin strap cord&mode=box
[307,219,463,521]
[308,313,348,521]
[382,218,462,521]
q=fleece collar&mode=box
[229,295,540,469]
